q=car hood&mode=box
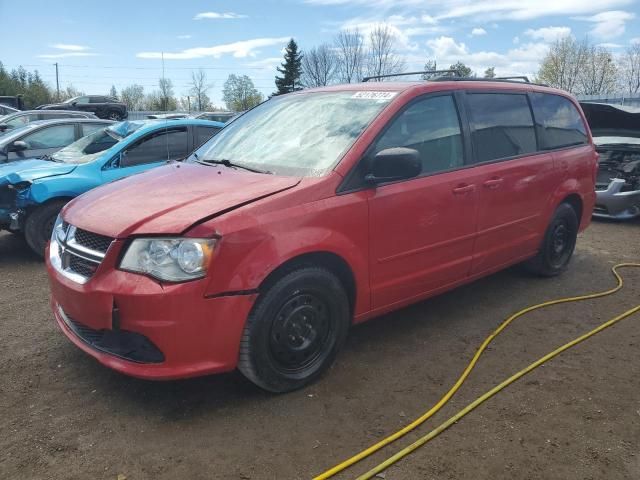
[63,163,301,238]
[580,102,640,139]
[0,159,77,186]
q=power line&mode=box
[6,63,273,71]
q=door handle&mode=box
[452,184,475,195]
[483,178,504,189]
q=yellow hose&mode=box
[313,263,640,480]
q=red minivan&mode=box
[46,78,597,392]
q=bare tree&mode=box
[619,43,640,95]
[334,28,365,83]
[188,69,213,111]
[421,59,437,80]
[301,44,337,87]
[537,36,588,93]
[579,45,617,95]
[365,24,406,81]
[120,84,145,110]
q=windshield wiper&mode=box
[196,156,272,175]
[40,154,60,162]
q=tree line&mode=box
[274,27,640,97]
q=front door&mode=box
[101,126,190,183]
[364,94,480,310]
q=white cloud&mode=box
[513,36,520,44]
[177,34,192,39]
[137,37,290,60]
[424,35,548,78]
[50,43,90,51]
[244,57,283,69]
[597,42,623,48]
[309,0,633,23]
[194,12,248,20]
[37,52,98,59]
[471,27,487,36]
[576,10,635,39]
[524,26,571,42]
[337,14,446,51]
[632,37,640,44]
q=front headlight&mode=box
[119,237,217,282]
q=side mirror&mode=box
[71,101,78,106]
[365,147,421,185]
[9,140,28,152]
[0,123,9,132]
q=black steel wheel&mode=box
[524,202,578,277]
[238,267,350,392]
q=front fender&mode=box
[20,174,102,207]
[196,192,371,316]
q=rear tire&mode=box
[524,203,578,277]
[24,201,67,258]
[238,267,350,393]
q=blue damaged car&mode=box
[0,119,223,255]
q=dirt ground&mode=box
[1,219,639,480]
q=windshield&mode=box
[193,91,395,177]
[51,128,119,164]
[63,96,80,104]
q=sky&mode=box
[1,0,639,107]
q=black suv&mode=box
[37,95,128,121]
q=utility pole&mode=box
[54,63,60,101]
[161,51,166,112]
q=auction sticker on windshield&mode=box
[351,91,397,101]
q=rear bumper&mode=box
[47,250,257,380]
[594,178,640,220]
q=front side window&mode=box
[467,93,537,163]
[530,93,588,150]
[71,96,89,104]
[370,94,464,176]
[89,96,106,104]
[121,128,189,167]
[194,91,394,177]
[22,124,76,149]
[195,126,220,148]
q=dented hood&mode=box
[63,162,301,238]
[0,159,77,186]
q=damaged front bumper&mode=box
[594,178,640,220]
[0,184,28,232]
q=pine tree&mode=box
[275,38,303,95]
[109,85,118,98]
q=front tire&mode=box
[107,110,122,121]
[238,267,350,393]
[24,201,67,258]
[524,203,578,276]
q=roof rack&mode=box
[494,76,530,82]
[362,69,461,82]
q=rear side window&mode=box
[89,96,106,104]
[371,94,464,175]
[122,128,189,167]
[195,126,220,148]
[530,93,588,150]
[467,93,537,163]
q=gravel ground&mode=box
[1,218,639,480]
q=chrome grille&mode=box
[74,228,113,254]
[50,221,114,284]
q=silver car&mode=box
[581,102,640,220]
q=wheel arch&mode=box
[561,193,583,226]
[258,251,357,318]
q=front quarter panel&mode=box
[190,186,372,318]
